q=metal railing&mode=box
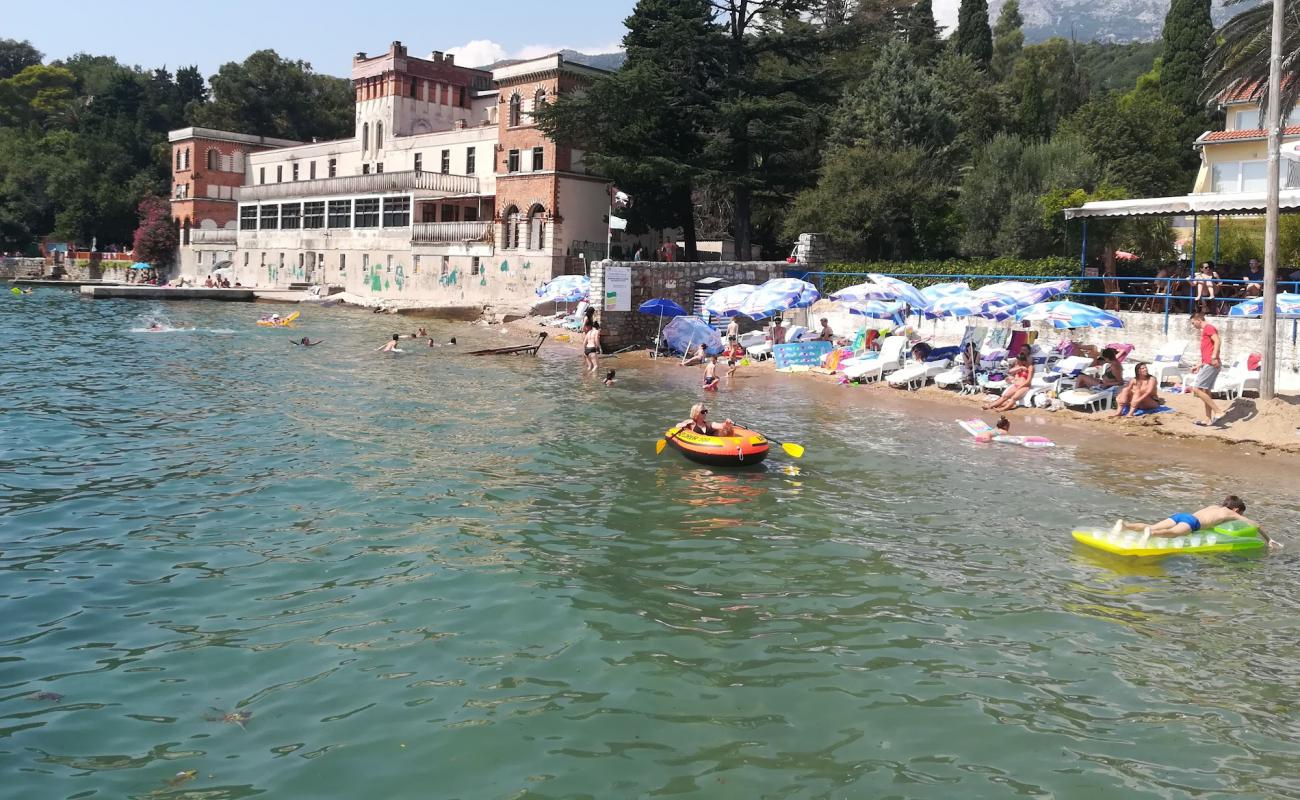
[190,229,237,244]
[794,270,1300,334]
[241,170,480,202]
[411,221,493,244]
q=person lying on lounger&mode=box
[1074,347,1123,390]
[1113,495,1276,548]
[1114,362,1160,417]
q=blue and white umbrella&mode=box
[867,274,929,309]
[703,284,757,317]
[919,281,970,305]
[830,282,894,305]
[842,299,905,320]
[738,278,820,319]
[1228,293,1300,318]
[639,298,689,356]
[661,315,724,355]
[1015,300,1124,329]
[533,274,590,306]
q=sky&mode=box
[7,0,963,77]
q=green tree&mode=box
[955,0,993,68]
[0,39,42,80]
[990,0,1024,81]
[1059,88,1186,198]
[1003,39,1089,140]
[0,65,77,127]
[1158,0,1216,170]
[132,196,178,267]
[830,40,957,155]
[536,0,718,259]
[903,0,942,64]
[192,50,353,141]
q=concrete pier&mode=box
[13,279,120,289]
[80,285,256,301]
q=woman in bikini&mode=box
[1114,362,1160,417]
[983,346,1034,412]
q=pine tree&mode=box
[1159,0,1213,117]
[990,0,1024,81]
[955,0,993,68]
[903,0,941,64]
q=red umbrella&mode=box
[1114,250,1139,261]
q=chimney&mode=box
[355,52,368,62]
[391,41,406,56]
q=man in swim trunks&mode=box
[702,356,720,391]
[1114,495,1276,547]
[677,404,734,437]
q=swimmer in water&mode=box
[295,337,321,347]
[1114,495,1277,549]
[603,369,616,387]
[147,320,164,332]
[377,334,401,353]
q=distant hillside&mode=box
[1001,0,1265,44]
[487,49,626,73]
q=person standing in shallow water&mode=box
[583,321,601,373]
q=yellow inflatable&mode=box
[256,311,300,328]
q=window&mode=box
[376,122,383,150]
[386,254,393,270]
[464,206,479,222]
[259,167,266,184]
[354,198,380,228]
[198,251,203,265]
[240,205,258,231]
[303,201,325,229]
[1242,161,1268,192]
[362,163,371,175]
[279,252,284,268]
[414,152,422,172]
[281,202,302,230]
[508,93,521,126]
[441,149,450,174]
[1235,108,1261,130]
[382,196,411,227]
[298,252,304,268]
[441,255,449,276]
[260,204,279,230]
[508,149,520,173]
[276,165,283,183]
[362,254,369,269]
[328,158,337,178]
[244,251,249,266]
[466,147,476,174]
[376,162,383,174]
[471,256,481,275]
[176,149,182,170]
[328,199,352,228]
[532,88,546,121]
[439,204,457,222]
[207,149,220,170]
[413,255,421,274]
[457,86,465,106]
[292,163,299,181]
[362,122,369,153]
[183,148,190,170]
[526,204,544,249]
[502,206,519,249]
[310,161,316,180]
[532,146,544,171]
[340,254,346,272]
[409,78,418,98]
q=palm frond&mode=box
[1203,0,1300,117]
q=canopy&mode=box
[1064,188,1300,220]
[661,316,724,355]
[1016,300,1124,329]
[737,278,820,319]
[637,298,687,318]
[1227,293,1300,318]
[703,284,757,317]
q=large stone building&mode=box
[169,42,618,306]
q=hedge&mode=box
[809,257,1080,294]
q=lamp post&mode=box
[1262,0,1284,399]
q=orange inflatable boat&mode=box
[665,426,770,467]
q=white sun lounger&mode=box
[843,336,908,382]
[1211,356,1260,400]
[1059,385,1120,412]
[1150,339,1188,386]
[888,357,953,390]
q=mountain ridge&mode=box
[1000,0,1264,44]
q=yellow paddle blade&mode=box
[781,442,805,459]
[655,439,667,454]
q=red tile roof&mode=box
[1199,125,1300,143]
[1220,80,1266,104]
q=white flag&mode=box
[608,215,628,231]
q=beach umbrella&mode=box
[638,298,688,356]
[1227,293,1300,318]
[661,315,724,356]
[1015,300,1124,329]
[841,299,905,319]
[130,262,152,270]
[738,278,820,319]
[830,282,894,304]
[1020,279,1072,305]
[919,281,969,304]
[1115,250,1140,261]
[703,284,757,317]
[535,274,590,298]
[866,274,929,309]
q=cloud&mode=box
[933,0,960,33]
[445,39,624,68]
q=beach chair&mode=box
[842,336,908,382]
[1211,355,1261,400]
[1058,385,1120,412]
[888,346,960,390]
[1149,339,1188,386]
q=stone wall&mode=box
[0,257,45,279]
[590,259,790,351]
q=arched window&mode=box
[183,148,190,170]
[525,204,545,250]
[362,122,369,153]
[531,88,546,121]
[207,148,220,171]
[508,94,521,127]
[175,149,182,170]
[502,205,520,249]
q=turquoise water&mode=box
[3,289,1299,799]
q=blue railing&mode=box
[791,270,1300,334]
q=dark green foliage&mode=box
[1160,0,1214,115]
[0,39,42,80]
[1059,89,1187,198]
[1003,39,1090,140]
[1076,41,1162,94]
[990,0,1024,81]
[192,50,353,141]
[956,0,993,67]
[903,0,942,64]
[1205,0,1300,117]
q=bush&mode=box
[809,256,1080,294]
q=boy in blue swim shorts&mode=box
[1114,495,1276,548]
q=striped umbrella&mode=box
[919,281,970,304]
[1015,300,1124,329]
[841,299,905,319]
[702,284,757,317]
[867,274,929,309]
[831,282,895,305]
[1227,293,1300,318]
[737,278,820,319]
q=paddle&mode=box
[655,427,683,455]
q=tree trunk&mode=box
[733,185,752,262]
[678,186,699,262]
[1102,247,1119,311]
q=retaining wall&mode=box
[590,260,789,351]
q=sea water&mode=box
[2,289,1299,799]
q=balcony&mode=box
[241,170,480,202]
[412,221,493,244]
[191,229,237,245]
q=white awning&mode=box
[1065,189,1300,219]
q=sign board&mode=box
[773,340,833,370]
[603,265,632,312]
[1082,267,1099,278]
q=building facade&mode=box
[170,42,616,306]
[1194,83,1300,194]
